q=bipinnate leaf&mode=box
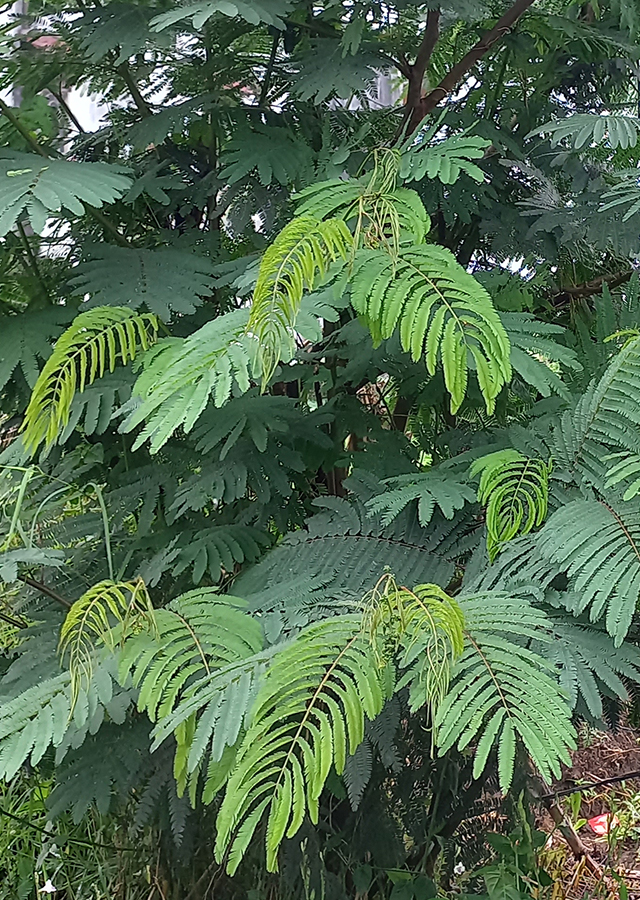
[23,306,158,453]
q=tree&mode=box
[1,0,640,896]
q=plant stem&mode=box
[0,97,48,156]
[51,87,86,133]
[16,221,50,302]
[18,575,71,609]
[259,32,280,106]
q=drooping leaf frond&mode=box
[247,215,352,382]
[436,592,576,792]
[23,306,158,453]
[364,576,465,717]
[295,151,430,251]
[349,246,511,413]
[471,450,551,561]
[535,497,640,645]
[213,615,388,874]
[59,578,155,709]
[121,309,255,453]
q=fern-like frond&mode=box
[600,170,640,221]
[150,0,290,32]
[365,469,476,527]
[529,114,640,150]
[0,309,70,391]
[233,494,462,627]
[213,615,388,873]
[23,306,158,454]
[119,589,264,799]
[364,576,464,717]
[247,215,352,383]
[349,246,511,413]
[436,592,576,792]
[604,451,640,499]
[47,719,151,821]
[536,616,640,719]
[70,246,215,321]
[400,132,490,185]
[121,309,254,453]
[59,578,155,710]
[552,335,640,482]
[0,152,132,236]
[534,497,640,645]
[295,150,430,251]
[501,312,582,400]
[470,450,551,561]
[120,589,263,724]
[142,525,272,586]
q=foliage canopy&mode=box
[2,0,640,897]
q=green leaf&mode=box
[0,152,131,235]
[70,246,215,321]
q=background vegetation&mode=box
[2,0,640,896]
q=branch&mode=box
[399,8,440,138]
[51,88,86,134]
[552,269,633,305]
[18,575,71,609]
[17,221,50,301]
[407,0,538,135]
[117,63,153,118]
[0,609,28,629]
[259,32,280,106]
[0,97,48,157]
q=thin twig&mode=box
[18,575,72,609]
[0,609,28,628]
[259,31,280,106]
[16,221,50,302]
[51,87,86,134]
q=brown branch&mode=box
[552,269,633,305]
[51,88,86,134]
[544,799,602,876]
[0,609,28,629]
[18,575,72,609]
[399,8,440,138]
[406,0,538,135]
